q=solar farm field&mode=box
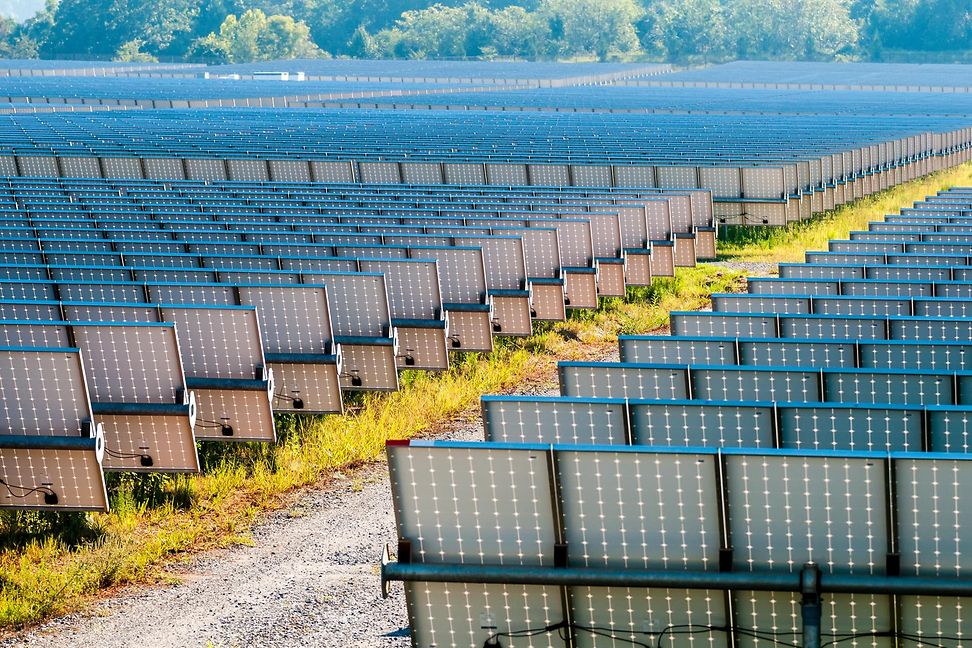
[1,59,972,648]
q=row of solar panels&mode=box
[119,60,674,87]
[0,60,202,77]
[0,180,712,513]
[306,85,972,118]
[0,109,964,225]
[638,61,972,92]
[0,144,952,228]
[0,78,490,105]
[0,104,124,115]
[382,189,972,646]
[386,440,965,648]
[16,79,972,118]
[0,107,959,167]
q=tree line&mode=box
[0,0,969,64]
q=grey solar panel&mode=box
[405,582,563,648]
[559,362,690,400]
[557,447,729,647]
[237,285,342,414]
[481,396,627,445]
[37,321,193,472]
[778,404,922,452]
[780,314,886,340]
[739,338,856,368]
[628,400,773,448]
[50,301,275,442]
[388,441,558,566]
[670,312,778,338]
[692,366,821,402]
[724,452,891,648]
[895,456,972,644]
[618,335,737,365]
[0,346,109,511]
[712,294,811,315]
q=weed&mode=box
[718,164,972,263]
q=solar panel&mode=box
[48,301,275,441]
[628,400,773,448]
[691,366,820,402]
[559,362,690,400]
[404,582,564,648]
[739,339,855,368]
[388,441,558,566]
[557,447,728,647]
[0,346,108,511]
[0,437,108,511]
[61,322,194,472]
[670,312,778,338]
[481,396,627,445]
[712,294,811,315]
[618,335,737,365]
[237,284,342,413]
[778,404,923,452]
[724,451,891,648]
[894,455,972,644]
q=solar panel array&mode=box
[384,187,972,646]
[0,77,504,114]
[312,85,972,117]
[5,59,972,640]
[0,60,967,227]
[0,59,203,77]
[120,59,673,87]
[0,173,709,512]
[0,108,959,226]
[639,61,972,92]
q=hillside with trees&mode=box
[1,0,970,64]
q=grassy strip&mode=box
[718,163,972,264]
[0,265,742,630]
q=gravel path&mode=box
[6,349,622,648]
[705,260,777,276]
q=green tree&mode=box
[644,0,727,62]
[724,0,857,60]
[108,0,199,55]
[346,24,378,58]
[910,0,972,51]
[192,8,322,63]
[372,2,499,59]
[490,5,551,58]
[114,38,159,62]
[539,0,643,60]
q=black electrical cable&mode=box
[654,623,732,647]
[484,618,967,648]
[104,447,147,460]
[104,446,154,466]
[0,477,56,500]
[194,418,230,429]
[823,631,963,648]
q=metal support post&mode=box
[801,563,822,648]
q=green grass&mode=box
[2,161,972,632]
[718,164,972,264]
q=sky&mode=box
[0,0,43,22]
